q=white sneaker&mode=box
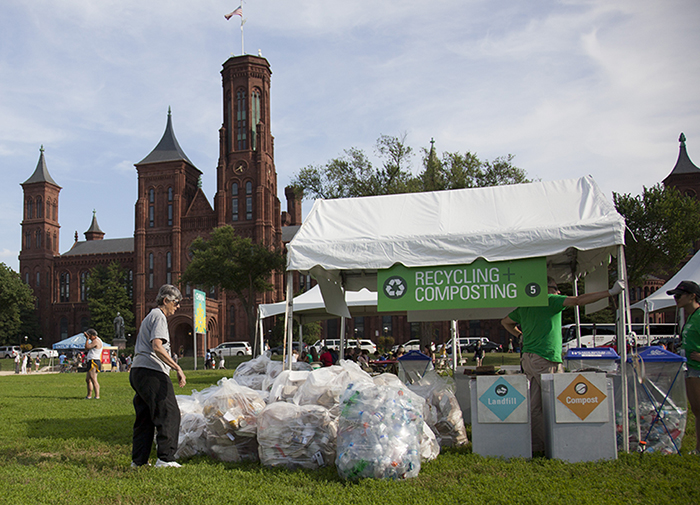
[155,459,182,468]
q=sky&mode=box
[1,0,699,272]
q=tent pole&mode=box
[298,317,303,359]
[339,318,346,360]
[618,245,630,453]
[254,308,260,357]
[283,272,294,371]
[574,278,581,347]
[451,320,458,374]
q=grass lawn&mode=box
[0,363,698,504]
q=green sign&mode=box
[194,289,206,334]
[377,257,548,312]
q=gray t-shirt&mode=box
[132,308,171,375]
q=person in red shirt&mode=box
[319,346,333,367]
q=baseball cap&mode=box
[666,280,700,298]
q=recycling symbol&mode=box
[383,276,407,299]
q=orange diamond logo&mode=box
[556,374,607,421]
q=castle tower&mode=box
[133,109,204,327]
[663,132,700,197]
[19,146,61,338]
[84,210,105,241]
[216,55,281,250]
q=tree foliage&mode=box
[613,184,700,286]
[86,261,135,344]
[291,134,530,199]
[179,226,286,341]
[0,263,36,344]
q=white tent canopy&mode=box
[287,176,625,320]
[258,285,378,323]
[283,175,634,450]
[631,249,700,313]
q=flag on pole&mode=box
[224,6,243,20]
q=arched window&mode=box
[149,188,155,228]
[60,317,68,340]
[36,197,43,218]
[128,270,134,298]
[60,272,70,302]
[236,88,247,150]
[251,89,261,150]
[36,271,40,287]
[166,251,172,285]
[27,198,33,219]
[80,271,89,302]
[53,201,57,221]
[245,181,253,220]
[25,272,29,285]
[53,232,57,252]
[46,232,51,251]
[231,182,239,221]
[25,231,31,250]
[149,253,154,289]
[167,187,173,226]
[35,230,42,249]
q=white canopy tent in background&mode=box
[631,249,700,313]
[284,175,635,451]
[255,286,378,355]
[629,249,700,344]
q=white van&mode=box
[312,339,377,353]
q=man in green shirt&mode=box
[501,277,625,453]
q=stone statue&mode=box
[114,312,125,340]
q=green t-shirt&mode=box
[681,308,700,371]
[508,294,567,363]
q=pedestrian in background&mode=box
[84,329,102,399]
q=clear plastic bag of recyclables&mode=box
[257,402,337,469]
[407,371,468,447]
[336,382,423,480]
[201,378,266,462]
[174,395,207,460]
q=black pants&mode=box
[129,367,181,465]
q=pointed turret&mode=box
[22,145,61,187]
[84,210,105,241]
[664,133,700,182]
[136,108,194,166]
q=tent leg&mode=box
[339,318,346,360]
[451,320,458,374]
[284,272,294,371]
[574,278,582,348]
[618,244,630,453]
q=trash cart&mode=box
[615,346,687,454]
[397,350,434,384]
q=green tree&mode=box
[292,134,530,198]
[613,184,700,287]
[0,263,36,344]
[85,261,135,343]
[292,134,415,199]
[179,226,286,343]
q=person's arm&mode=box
[562,280,625,307]
[85,337,98,350]
[152,338,186,387]
[501,316,522,340]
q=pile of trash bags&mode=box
[175,353,467,480]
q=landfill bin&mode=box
[470,374,531,458]
[565,347,620,373]
[542,372,617,462]
[613,346,687,454]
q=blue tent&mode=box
[52,333,88,350]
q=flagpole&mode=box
[241,19,245,55]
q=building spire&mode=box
[22,145,61,187]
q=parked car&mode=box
[270,341,307,355]
[465,340,503,353]
[0,346,21,359]
[208,341,252,356]
[26,347,59,359]
[391,339,421,353]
